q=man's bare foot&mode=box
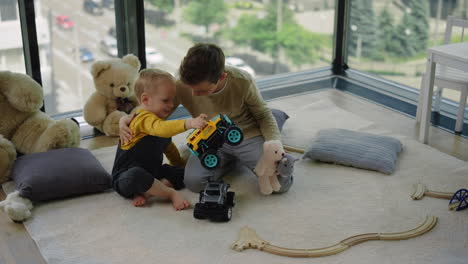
[170,192,191,211]
[161,178,173,188]
[133,195,147,207]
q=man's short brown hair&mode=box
[179,43,225,85]
[134,68,175,103]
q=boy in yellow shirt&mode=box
[112,69,207,210]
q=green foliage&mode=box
[406,0,429,53]
[385,0,429,57]
[227,2,323,66]
[387,13,416,57]
[145,0,174,13]
[377,7,395,53]
[348,0,378,59]
[234,1,253,10]
[183,0,228,33]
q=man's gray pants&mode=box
[184,136,293,193]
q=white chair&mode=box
[416,16,468,133]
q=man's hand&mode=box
[119,113,135,144]
[185,114,207,130]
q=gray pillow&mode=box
[271,108,289,132]
[303,129,402,174]
[11,148,111,201]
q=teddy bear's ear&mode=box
[91,62,112,79]
[122,54,141,71]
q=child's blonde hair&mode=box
[134,68,175,103]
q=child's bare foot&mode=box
[170,192,191,211]
[133,195,147,207]
[161,178,173,188]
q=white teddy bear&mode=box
[254,140,285,195]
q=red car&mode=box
[56,15,74,29]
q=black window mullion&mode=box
[114,0,146,68]
[17,0,42,85]
[332,0,350,75]
[18,0,44,111]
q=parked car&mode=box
[101,0,114,9]
[146,47,164,67]
[225,57,256,78]
[108,26,116,38]
[100,37,118,57]
[144,9,175,27]
[79,47,94,62]
[56,15,74,30]
[83,0,104,15]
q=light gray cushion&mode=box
[271,108,289,132]
[303,129,403,174]
[11,148,111,201]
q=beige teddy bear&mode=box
[0,71,80,184]
[83,54,140,136]
[254,140,285,195]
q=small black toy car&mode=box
[187,114,243,170]
[193,180,235,222]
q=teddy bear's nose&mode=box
[282,153,285,156]
[120,87,126,92]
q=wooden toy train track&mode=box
[231,216,437,258]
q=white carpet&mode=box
[3,90,468,264]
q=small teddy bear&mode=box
[254,140,285,195]
[277,153,299,179]
[83,54,141,136]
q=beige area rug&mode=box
[3,90,468,264]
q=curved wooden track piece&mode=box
[231,216,437,258]
[411,183,454,200]
[283,145,305,154]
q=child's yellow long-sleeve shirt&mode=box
[121,109,186,167]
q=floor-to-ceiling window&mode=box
[143,0,335,79]
[347,0,468,104]
[0,0,26,73]
[36,0,117,115]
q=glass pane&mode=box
[143,0,334,79]
[38,0,116,115]
[347,0,467,105]
[0,0,25,73]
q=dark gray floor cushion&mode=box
[271,108,289,132]
[303,129,403,174]
[11,148,111,201]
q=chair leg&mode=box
[416,75,426,122]
[433,87,443,113]
[455,88,468,133]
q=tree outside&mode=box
[183,0,228,35]
[226,1,325,71]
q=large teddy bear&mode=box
[254,140,285,195]
[0,71,80,184]
[84,54,140,136]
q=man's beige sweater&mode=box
[174,66,280,141]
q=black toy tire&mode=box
[227,192,235,207]
[224,126,243,146]
[193,203,206,219]
[221,207,232,222]
[200,150,219,170]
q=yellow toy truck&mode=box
[187,114,243,169]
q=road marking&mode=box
[56,80,84,112]
[52,48,92,82]
[76,12,109,32]
[78,28,99,41]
